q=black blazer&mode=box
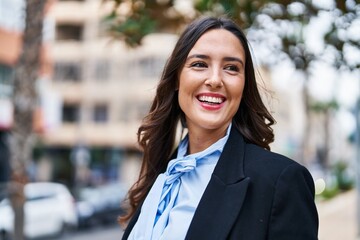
[122,126,319,240]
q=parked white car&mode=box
[76,182,127,228]
[0,182,78,239]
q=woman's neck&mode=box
[187,125,229,154]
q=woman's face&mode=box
[178,28,245,134]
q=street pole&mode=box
[356,98,360,238]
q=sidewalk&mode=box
[317,189,358,240]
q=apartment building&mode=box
[0,0,178,190]
[44,0,178,189]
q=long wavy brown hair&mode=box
[119,16,275,224]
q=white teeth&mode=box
[198,95,223,103]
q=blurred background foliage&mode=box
[319,161,355,200]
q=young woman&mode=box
[120,16,318,240]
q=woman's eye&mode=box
[224,65,239,72]
[190,62,207,68]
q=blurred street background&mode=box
[0,0,359,239]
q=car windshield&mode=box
[26,194,55,202]
[0,198,9,207]
[25,183,63,201]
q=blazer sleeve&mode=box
[268,163,319,240]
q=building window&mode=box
[119,101,149,122]
[138,56,166,78]
[54,62,82,82]
[94,60,110,81]
[62,104,80,123]
[93,104,108,123]
[0,64,13,83]
[56,24,83,41]
[0,65,14,97]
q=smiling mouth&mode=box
[198,95,225,105]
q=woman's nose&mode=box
[205,69,223,88]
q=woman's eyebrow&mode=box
[186,54,209,60]
[223,57,244,66]
[187,54,244,66]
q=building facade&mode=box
[43,0,178,190]
[0,0,178,192]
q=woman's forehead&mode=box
[187,29,245,60]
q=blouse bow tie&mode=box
[128,132,229,240]
[165,156,197,184]
[156,155,198,224]
[128,153,205,240]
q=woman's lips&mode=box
[196,93,226,110]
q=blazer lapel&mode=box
[185,126,250,240]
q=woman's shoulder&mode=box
[245,142,295,162]
[243,142,311,182]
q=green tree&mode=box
[104,0,294,46]
[249,1,320,165]
[8,0,46,239]
[325,0,360,70]
[253,1,359,167]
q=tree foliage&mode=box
[104,0,182,47]
[104,0,295,46]
[324,1,360,70]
